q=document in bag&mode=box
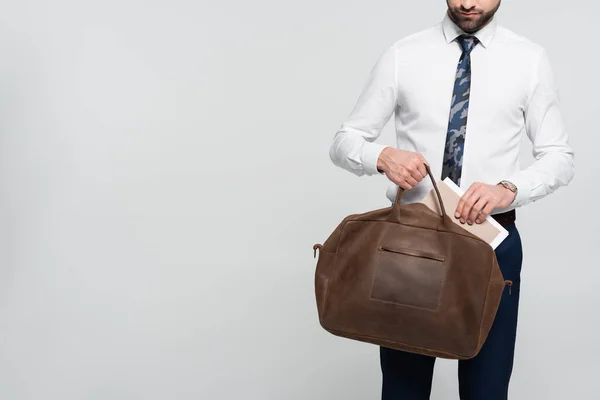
[419,177,509,249]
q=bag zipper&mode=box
[377,245,446,262]
[313,243,323,259]
[505,280,513,295]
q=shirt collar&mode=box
[441,10,497,49]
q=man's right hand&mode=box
[376,147,429,190]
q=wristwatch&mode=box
[497,180,518,200]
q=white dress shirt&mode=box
[329,12,575,214]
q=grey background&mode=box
[0,0,597,399]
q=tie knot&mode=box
[456,34,479,53]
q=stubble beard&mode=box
[446,1,501,33]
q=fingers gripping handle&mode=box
[391,163,447,220]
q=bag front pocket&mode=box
[370,245,446,310]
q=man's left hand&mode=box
[454,182,516,225]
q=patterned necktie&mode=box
[441,34,479,187]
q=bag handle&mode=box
[391,163,447,220]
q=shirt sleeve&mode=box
[503,47,575,207]
[329,43,398,176]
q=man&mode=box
[329,0,574,399]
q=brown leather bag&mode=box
[312,164,512,360]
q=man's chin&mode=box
[455,19,483,33]
[449,11,485,32]
[459,25,480,33]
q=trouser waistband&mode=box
[491,209,516,227]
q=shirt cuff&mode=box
[502,174,531,206]
[362,142,389,175]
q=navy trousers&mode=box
[380,222,523,400]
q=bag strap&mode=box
[392,163,447,220]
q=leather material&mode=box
[491,209,516,228]
[313,164,512,360]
